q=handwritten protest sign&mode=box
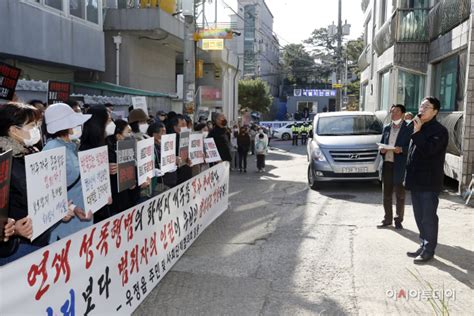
[131,96,148,115]
[161,134,176,174]
[189,133,204,166]
[0,62,21,100]
[136,138,154,185]
[179,130,190,165]
[25,147,68,240]
[117,139,136,192]
[204,138,222,163]
[0,162,230,315]
[0,150,12,239]
[78,146,112,214]
[47,81,71,105]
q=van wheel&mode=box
[282,133,290,140]
[307,165,319,190]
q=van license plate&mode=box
[341,167,369,173]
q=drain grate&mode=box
[326,194,356,200]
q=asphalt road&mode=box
[134,140,474,315]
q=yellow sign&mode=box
[202,39,224,51]
[194,28,233,41]
[332,83,343,88]
[196,59,204,79]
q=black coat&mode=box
[380,121,413,184]
[405,118,449,192]
[237,133,251,152]
[208,126,232,162]
[106,136,139,216]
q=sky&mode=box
[204,0,365,46]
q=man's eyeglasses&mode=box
[419,105,434,110]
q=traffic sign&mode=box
[332,83,343,88]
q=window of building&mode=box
[397,70,425,113]
[380,0,392,25]
[70,0,85,19]
[45,0,62,10]
[433,52,466,111]
[87,0,99,23]
[360,82,368,110]
[297,101,314,113]
[379,70,390,111]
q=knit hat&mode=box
[128,109,148,124]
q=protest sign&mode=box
[136,138,154,186]
[0,62,21,100]
[47,81,71,105]
[161,134,176,174]
[117,139,136,192]
[78,146,112,214]
[25,147,68,240]
[0,150,12,239]
[189,133,204,166]
[0,162,230,315]
[179,130,190,165]
[204,138,222,163]
[131,96,148,115]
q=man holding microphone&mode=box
[405,96,448,263]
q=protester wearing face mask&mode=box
[43,103,93,242]
[378,104,413,230]
[0,102,50,264]
[208,113,232,163]
[405,112,414,125]
[128,109,150,141]
[230,125,239,170]
[79,105,113,223]
[106,120,139,216]
[147,122,168,195]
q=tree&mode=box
[238,79,273,113]
[281,44,316,85]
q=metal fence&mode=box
[428,0,470,40]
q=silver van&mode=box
[307,112,383,189]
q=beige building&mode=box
[359,0,473,196]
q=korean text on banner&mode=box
[136,138,154,186]
[78,146,112,214]
[0,150,12,239]
[179,130,190,165]
[188,133,204,166]
[161,134,176,174]
[0,162,230,315]
[25,147,68,240]
[131,96,148,116]
[0,62,21,100]
[117,139,136,192]
[47,81,71,105]
[204,138,222,163]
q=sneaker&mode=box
[377,221,392,229]
[395,222,403,229]
[262,168,266,172]
[244,169,247,173]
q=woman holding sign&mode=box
[0,102,48,265]
[43,103,93,242]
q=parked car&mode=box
[306,112,383,189]
[273,121,310,140]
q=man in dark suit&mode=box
[405,96,448,263]
[378,104,413,230]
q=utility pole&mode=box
[183,0,196,117]
[336,0,342,111]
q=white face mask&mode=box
[202,131,209,138]
[405,119,412,124]
[70,126,82,141]
[106,121,116,136]
[392,118,402,125]
[23,127,41,147]
[139,123,149,134]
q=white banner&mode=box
[204,138,222,163]
[160,134,176,174]
[131,96,148,116]
[189,133,205,166]
[136,138,154,186]
[25,147,68,240]
[0,162,229,315]
[78,146,112,214]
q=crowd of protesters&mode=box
[0,99,268,265]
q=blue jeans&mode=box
[411,191,439,255]
[0,242,40,266]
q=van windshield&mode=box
[317,115,383,136]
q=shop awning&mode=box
[72,81,177,98]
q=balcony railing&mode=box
[428,0,470,40]
[373,17,396,56]
[358,45,371,71]
[397,9,429,41]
